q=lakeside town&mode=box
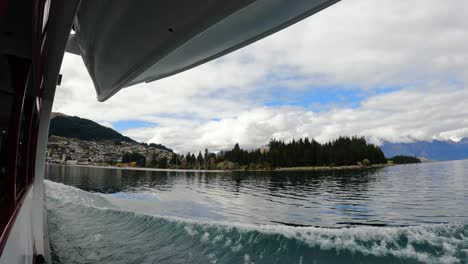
[46,135,173,167]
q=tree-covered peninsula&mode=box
[388,155,421,164]
[156,136,388,170]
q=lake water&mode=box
[45,160,468,264]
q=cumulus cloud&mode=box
[53,0,468,153]
[122,86,468,152]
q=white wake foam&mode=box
[45,180,468,264]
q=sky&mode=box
[54,0,468,153]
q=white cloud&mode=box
[53,0,468,153]
[121,86,468,152]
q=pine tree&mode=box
[204,149,209,169]
[170,154,178,167]
[197,151,203,169]
[151,151,158,167]
[186,152,192,166]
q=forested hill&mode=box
[214,136,388,169]
[49,113,135,143]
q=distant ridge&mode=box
[49,112,135,143]
[381,139,468,161]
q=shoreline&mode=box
[46,163,228,173]
[273,164,391,171]
[46,163,393,172]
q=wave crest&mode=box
[45,180,468,264]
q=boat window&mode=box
[0,90,14,229]
[15,110,27,197]
[0,55,37,241]
[16,96,35,198]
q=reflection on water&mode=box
[46,160,468,227]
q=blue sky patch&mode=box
[264,85,402,111]
[112,120,157,132]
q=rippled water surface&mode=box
[45,160,468,263]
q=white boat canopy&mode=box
[68,0,340,101]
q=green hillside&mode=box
[49,113,135,143]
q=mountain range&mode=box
[381,138,468,161]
